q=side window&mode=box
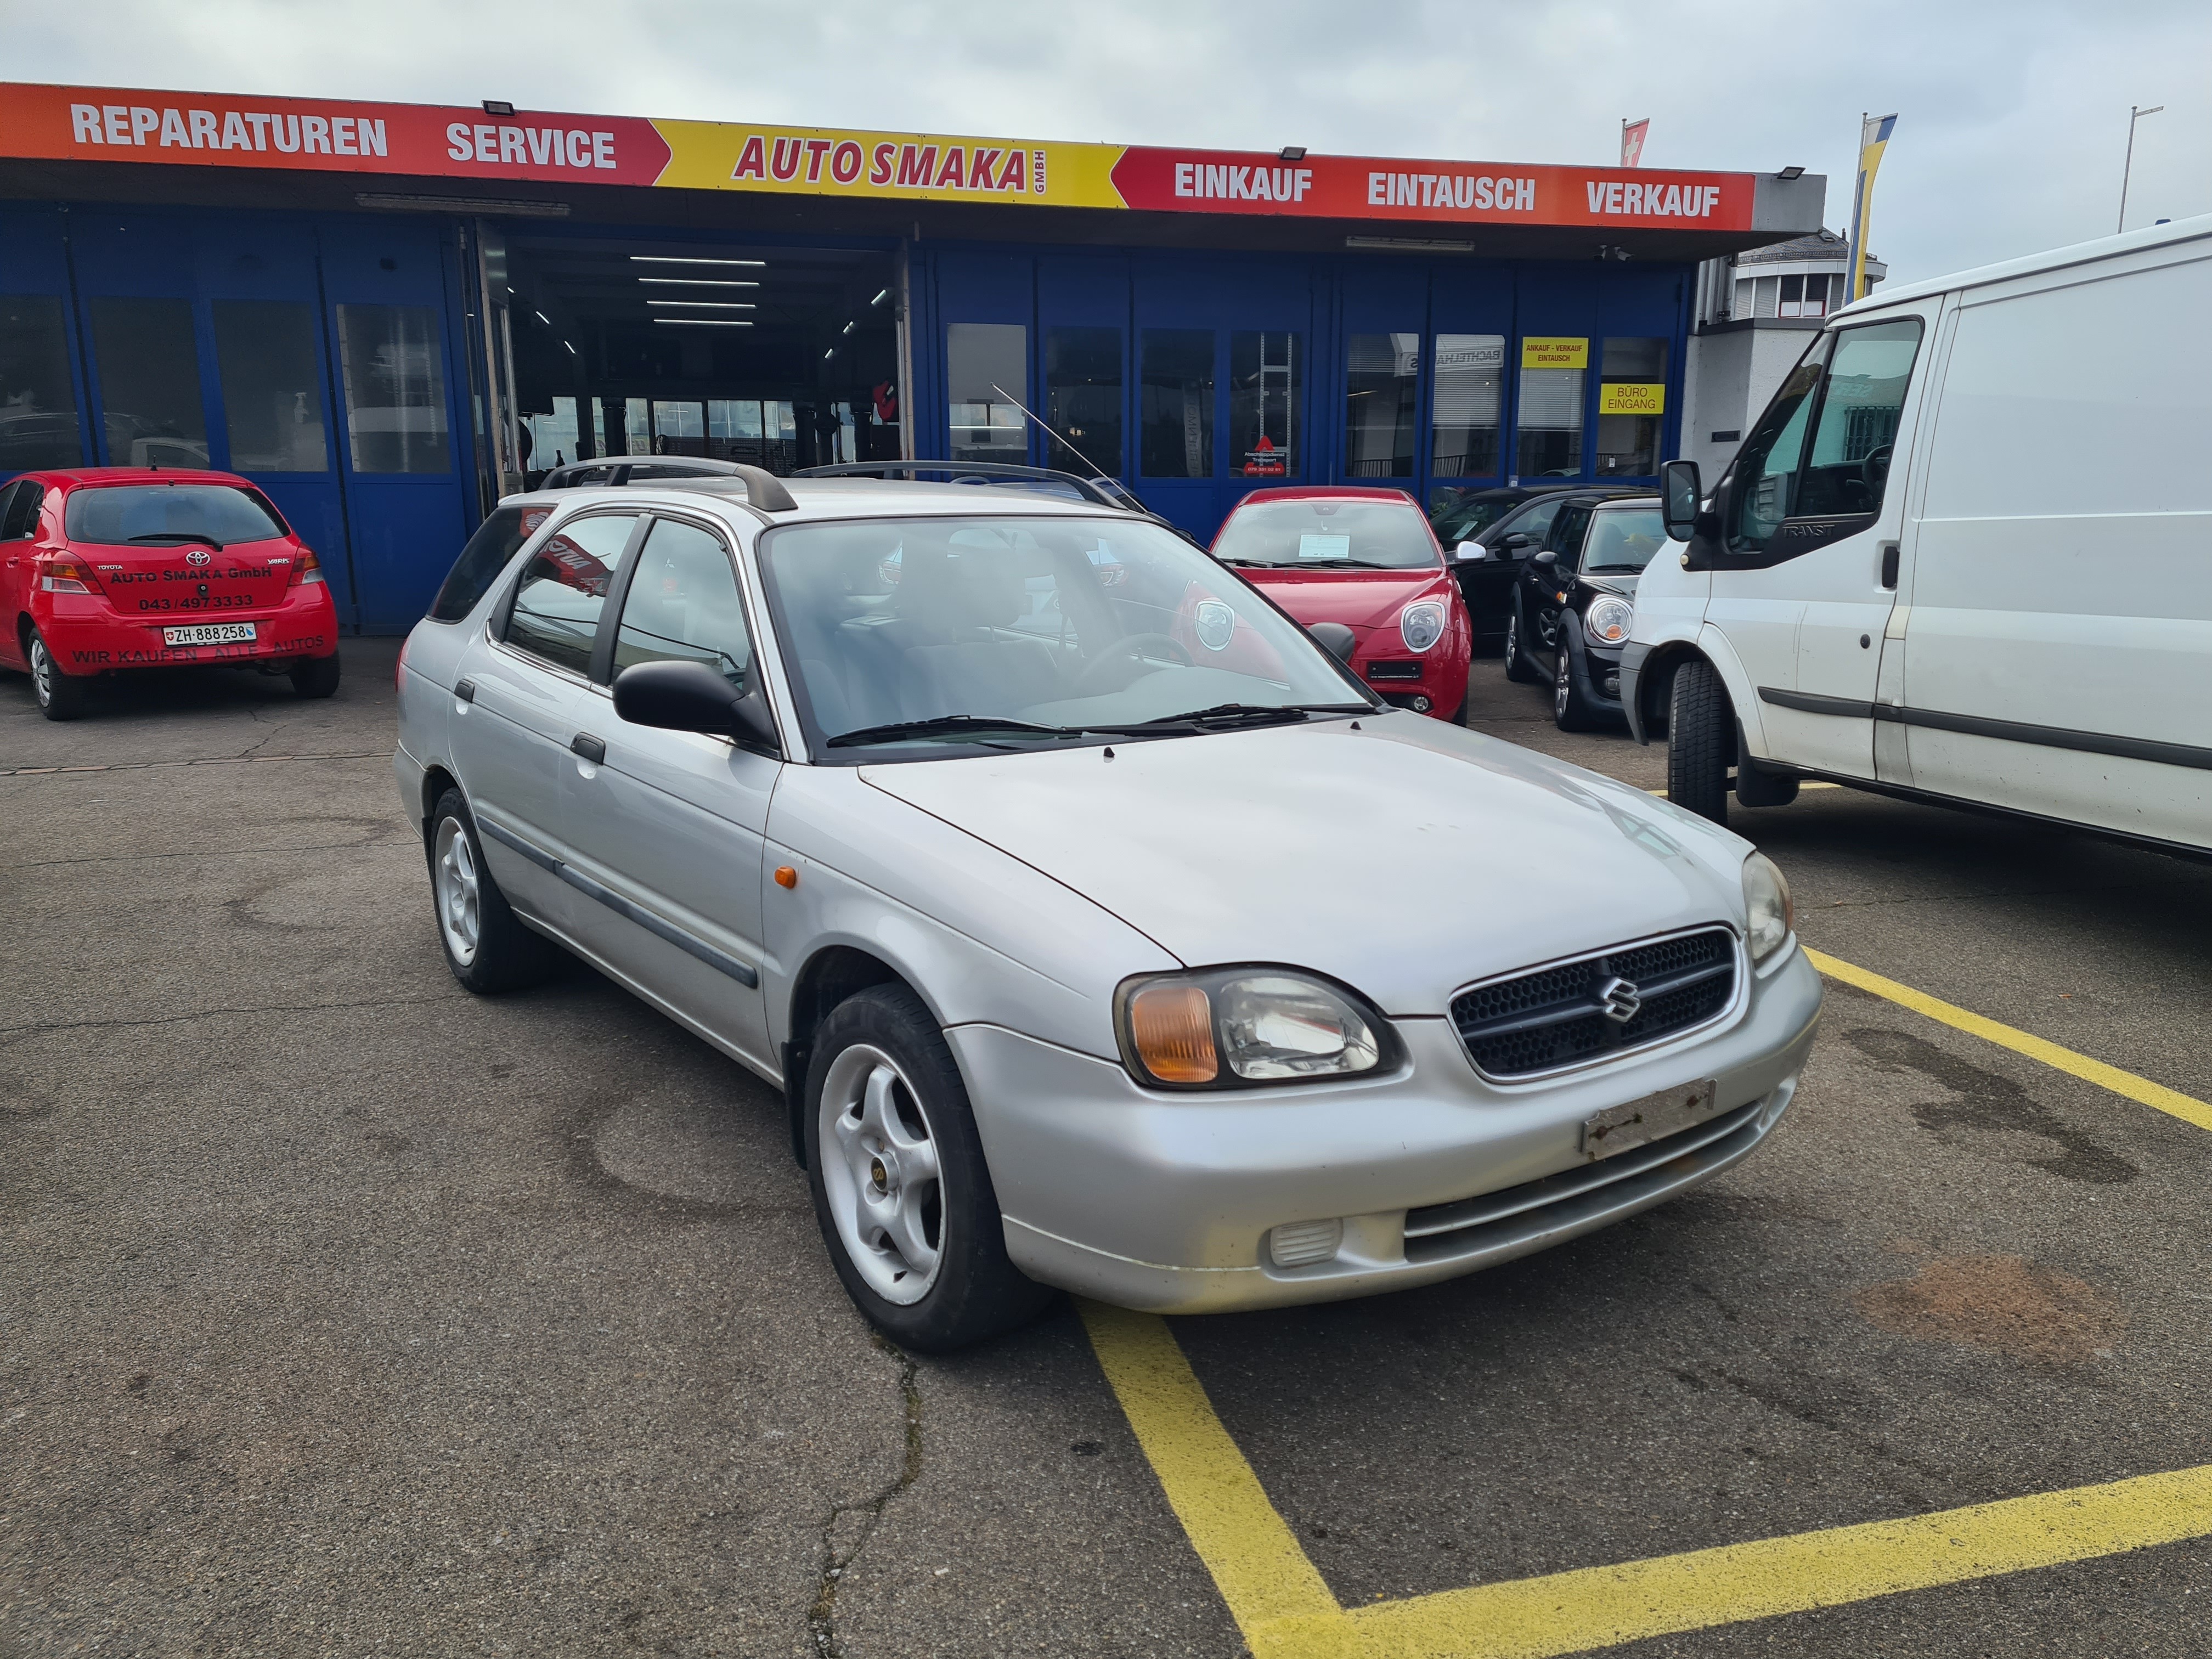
[0,480,41,540]
[611,518,752,692]
[1512,500,1562,548]
[430,503,551,623]
[1796,319,1924,518]
[1548,505,1590,565]
[1729,336,1831,550]
[505,513,641,675]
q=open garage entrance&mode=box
[492,233,905,486]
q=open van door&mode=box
[1699,309,1939,780]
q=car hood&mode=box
[858,713,1749,1016]
[1234,566,1453,633]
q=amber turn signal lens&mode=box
[1128,983,1218,1084]
[774,865,798,889]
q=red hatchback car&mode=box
[0,467,340,721]
[1208,487,1471,720]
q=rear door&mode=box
[0,479,41,665]
[449,508,645,928]
[1707,311,1936,778]
[558,513,777,1071]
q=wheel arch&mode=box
[780,944,917,1169]
[419,765,461,848]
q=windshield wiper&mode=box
[825,714,1083,749]
[129,533,224,551]
[1085,701,1371,734]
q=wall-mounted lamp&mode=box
[1279,146,1307,161]
[1776,165,1805,180]
[481,100,516,118]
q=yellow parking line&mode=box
[1805,947,2212,1133]
[1082,1300,2212,1658]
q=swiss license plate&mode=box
[163,622,257,647]
[1581,1078,1720,1161]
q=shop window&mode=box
[1344,333,1418,478]
[652,399,706,455]
[1515,337,1587,478]
[522,396,581,473]
[708,399,797,471]
[1429,333,1504,480]
[622,397,650,456]
[1229,332,1299,479]
[213,300,329,473]
[1595,337,1668,477]
[90,297,208,469]
[0,296,84,472]
[1045,327,1122,478]
[948,323,1028,464]
[335,304,449,474]
[1139,330,1214,479]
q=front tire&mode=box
[806,985,1055,1352]
[1503,604,1539,683]
[27,628,90,722]
[427,788,563,993]
[291,653,341,699]
[1667,659,1733,825]
[1553,635,1598,732]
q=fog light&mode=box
[1602,673,1621,696]
[1410,695,1432,713]
[1269,1218,1343,1268]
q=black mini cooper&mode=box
[1502,493,1669,731]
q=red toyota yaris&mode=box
[1207,487,1472,720]
[0,467,341,721]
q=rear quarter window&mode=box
[430,505,551,623]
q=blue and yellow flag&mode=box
[1847,113,1897,303]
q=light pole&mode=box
[2118,103,2164,234]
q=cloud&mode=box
[7,0,2209,281]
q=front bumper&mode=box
[35,588,338,674]
[953,944,1822,1313]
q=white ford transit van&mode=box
[1626,215,2211,857]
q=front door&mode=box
[560,514,776,1073]
[1706,312,1933,778]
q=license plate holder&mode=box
[1581,1078,1720,1161]
[163,622,257,647]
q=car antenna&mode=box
[990,383,1109,478]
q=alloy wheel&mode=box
[29,634,54,709]
[819,1043,944,1305]
[1555,646,1572,718]
[433,816,483,966]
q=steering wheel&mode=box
[1069,633,1193,698]
[1861,444,1894,494]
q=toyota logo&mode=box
[185,548,212,568]
[1595,975,1643,1025]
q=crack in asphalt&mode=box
[808,1334,922,1658]
[0,990,469,1046]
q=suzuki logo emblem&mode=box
[1595,975,1643,1025]
[185,549,212,567]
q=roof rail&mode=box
[795,460,1140,511]
[728,462,798,512]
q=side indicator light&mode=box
[774,865,798,889]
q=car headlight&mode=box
[1400,600,1447,653]
[1742,852,1795,964]
[1585,595,1634,647]
[1118,968,1391,1088]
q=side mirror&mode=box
[1453,540,1487,563]
[1531,549,1559,570]
[613,658,781,753]
[1308,621,1357,663]
[1502,532,1533,553]
[1661,459,1703,541]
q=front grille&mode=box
[1365,660,1424,682]
[1451,927,1737,1079]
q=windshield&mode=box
[1213,498,1438,570]
[1584,506,1668,572]
[65,483,288,547]
[759,514,1370,758]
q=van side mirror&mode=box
[1308,621,1357,663]
[613,658,781,753]
[1661,460,1703,541]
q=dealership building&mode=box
[0,82,1822,631]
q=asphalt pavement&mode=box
[3,641,2207,1657]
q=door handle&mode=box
[454,677,476,703]
[1879,543,1900,590]
[571,732,606,764]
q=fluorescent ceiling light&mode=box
[646,299,756,309]
[629,255,767,267]
[823,348,835,359]
[871,288,890,305]
[637,277,760,288]
[842,321,855,334]
[655,318,754,328]
[562,340,576,355]
[533,309,550,325]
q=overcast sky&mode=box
[6,0,2209,283]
